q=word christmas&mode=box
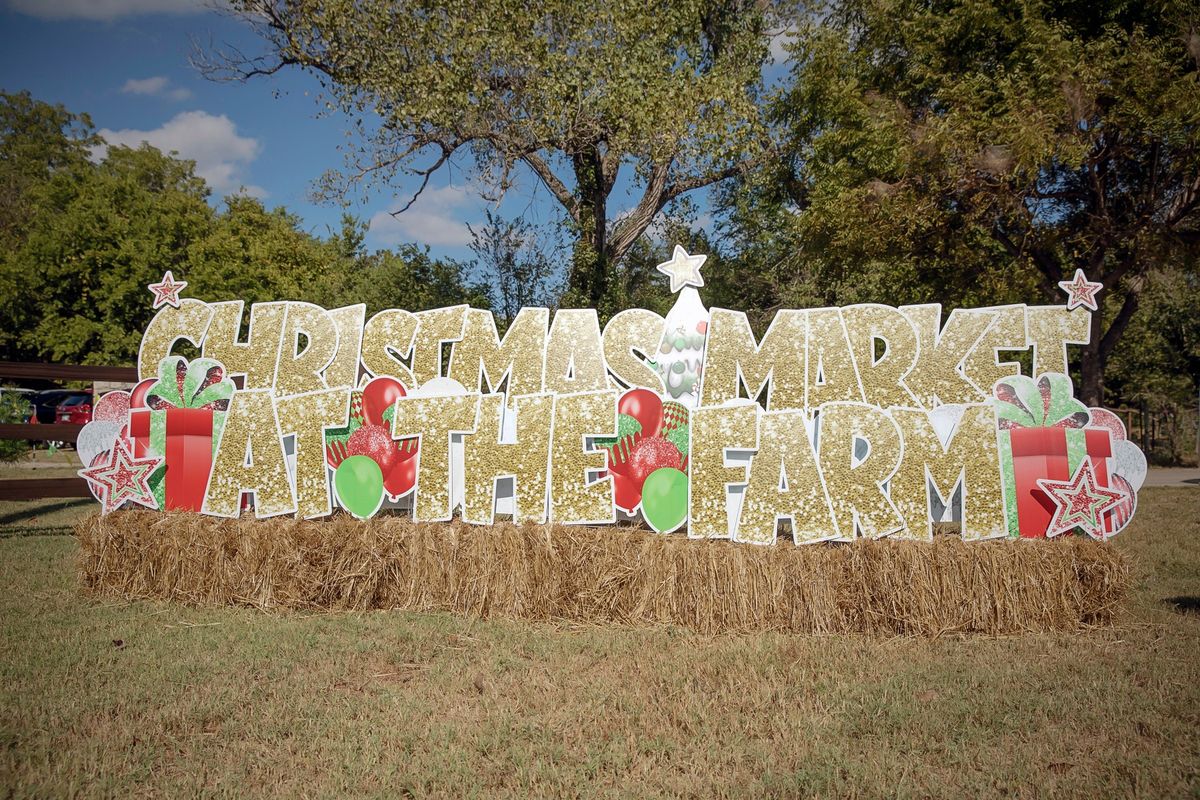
[78,248,1144,545]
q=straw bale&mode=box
[76,512,1129,636]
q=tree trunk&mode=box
[1079,325,1105,407]
[565,147,609,309]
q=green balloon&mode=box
[334,455,385,519]
[641,467,689,533]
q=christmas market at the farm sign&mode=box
[78,249,1146,544]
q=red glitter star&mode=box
[79,437,162,514]
[148,270,188,309]
[1036,460,1126,540]
[1057,269,1103,312]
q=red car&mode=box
[55,392,93,426]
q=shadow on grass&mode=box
[0,498,91,527]
[1164,596,1200,614]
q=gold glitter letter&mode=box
[1026,306,1090,377]
[138,299,213,379]
[901,304,995,408]
[890,404,1007,541]
[276,387,351,519]
[203,389,296,518]
[737,410,837,545]
[805,309,865,408]
[816,402,904,540]
[698,309,806,409]
[544,310,609,394]
[462,393,554,524]
[202,301,288,390]
[962,305,1027,392]
[549,390,617,524]
[411,305,468,386]
[360,308,418,386]
[391,393,480,521]
[323,304,366,389]
[688,403,759,539]
[274,302,339,396]
[841,304,920,408]
[602,309,666,392]
[449,307,548,395]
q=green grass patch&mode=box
[0,488,1198,797]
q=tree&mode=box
[0,91,100,248]
[468,211,560,325]
[755,0,1200,405]
[0,142,214,364]
[202,0,785,313]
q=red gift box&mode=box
[1008,427,1112,538]
[130,407,218,512]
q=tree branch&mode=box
[520,152,580,223]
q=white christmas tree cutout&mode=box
[654,245,710,407]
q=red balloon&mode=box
[617,388,663,440]
[384,453,417,498]
[361,376,408,428]
[612,472,642,513]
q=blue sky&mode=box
[0,0,792,263]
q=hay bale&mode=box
[76,512,1129,636]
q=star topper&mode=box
[79,437,162,514]
[1036,460,1126,540]
[1057,268,1103,312]
[656,245,707,293]
[148,270,188,309]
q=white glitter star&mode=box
[655,245,707,293]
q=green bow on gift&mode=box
[991,373,1090,430]
[145,356,235,411]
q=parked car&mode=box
[30,389,74,424]
[55,393,93,426]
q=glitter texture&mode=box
[276,387,351,519]
[805,309,864,408]
[323,304,366,389]
[901,304,994,408]
[391,393,480,521]
[602,308,666,392]
[544,310,609,394]
[737,410,837,545]
[202,301,288,390]
[411,305,467,386]
[1026,306,1091,377]
[890,404,1007,542]
[962,305,1026,392]
[549,390,617,524]
[698,309,805,409]
[842,303,919,408]
[204,389,296,518]
[449,307,548,395]
[462,393,554,524]
[138,299,214,379]
[688,403,758,539]
[816,402,903,540]
[274,302,339,396]
[360,308,418,385]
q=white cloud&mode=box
[95,110,266,197]
[121,76,192,101]
[5,0,205,20]
[368,185,476,248]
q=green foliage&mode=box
[208,0,786,306]
[0,392,32,463]
[0,94,490,368]
[729,0,1200,403]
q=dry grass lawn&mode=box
[1,487,1198,798]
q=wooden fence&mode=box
[0,361,138,501]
